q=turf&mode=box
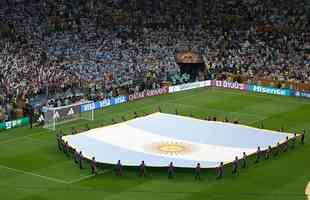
[0,88,309,200]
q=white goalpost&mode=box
[42,101,94,131]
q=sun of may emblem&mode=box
[144,141,192,155]
[158,143,185,154]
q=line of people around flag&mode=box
[56,128,305,180]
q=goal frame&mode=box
[43,101,94,131]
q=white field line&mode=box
[245,116,270,126]
[67,169,110,184]
[0,164,110,185]
[0,164,68,184]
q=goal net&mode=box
[42,101,94,131]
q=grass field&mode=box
[0,88,309,200]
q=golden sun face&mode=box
[144,141,192,156]
[159,143,185,154]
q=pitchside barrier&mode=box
[128,87,169,101]
[168,80,211,93]
[78,80,310,113]
[295,91,310,98]
[0,117,29,131]
[168,80,310,99]
[168,80,247,93]
[211,80,248,91]
[248,84,293,96]
[43,80,310,131]
[80,96,128,112]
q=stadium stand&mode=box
[0,0,310,122]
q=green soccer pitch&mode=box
[0,88,309,200]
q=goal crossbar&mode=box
[43,101,94,131]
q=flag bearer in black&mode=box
[139,160,146,177]
[195,163,202,180]
[274,142,280,157]
[255,146,261,163]
[63,141,69,157]
[79,151,84,169]
[232,157,238,175]
[116,160,123,176]
[301,130,305,144]
[56,132,62,151]
[265,146,272,160]
[74,149,79,164]
[291,133,297,149]
[283,136,289,152]
[242,152,247,168]
[216,162,224,179]
[168,162,175,179]
[91,157,97,175]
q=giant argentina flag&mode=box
[63,113,293,168]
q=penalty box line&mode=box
[0,164,109,184]
[0,164,68,184]
[67,170,110,184]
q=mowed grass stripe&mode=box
[0,164,69,184]
[0,88,309,200]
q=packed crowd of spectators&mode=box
[0,0,310,121]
